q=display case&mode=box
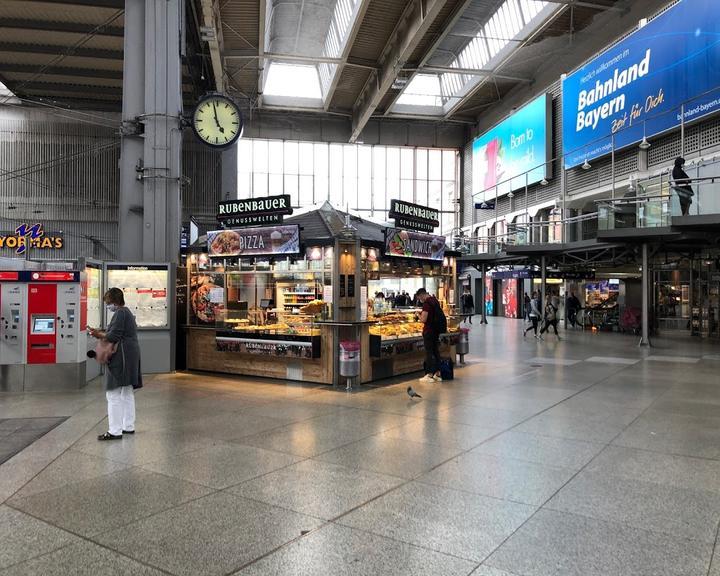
[105,263,170,329]
[368,309,461,358]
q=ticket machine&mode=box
[0,272,27,391]
[0,269,87,391]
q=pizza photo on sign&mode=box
[208,230,241,257]
[190,275,224,324]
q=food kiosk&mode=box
[184,200,463,385]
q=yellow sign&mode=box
[0,224,63,254]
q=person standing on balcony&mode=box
[672,157,694,216]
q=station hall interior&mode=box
[2,0,720,575]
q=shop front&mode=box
[184,200,462,384]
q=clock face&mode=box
[193,95,243,148]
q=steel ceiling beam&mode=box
[24,0,124,7]
[322,0,372,111]
[544,0,625,12]
[349,0,451,142]
[257,0,267,106]
[200,0,225,92]
[0,18,124,37]
[382,0,477,116]
[0,62,122,80]
[0,42,123,60]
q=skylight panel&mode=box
[396,74,443,107]
[264,63,322,99]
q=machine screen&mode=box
[32,317,55,334]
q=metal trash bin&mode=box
[339,341,361,377]
[457,328,470,364]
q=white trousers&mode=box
[106,386,135,436]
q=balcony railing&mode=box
[596,157,720,231]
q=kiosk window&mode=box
[32,317,55,334]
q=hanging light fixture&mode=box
[639,121,651,150]
[540,178,548,186]
[581,159,591,170]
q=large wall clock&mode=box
[192,94,243,149]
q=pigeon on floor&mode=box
[407,386,422,399]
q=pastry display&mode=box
[299,299,325,315]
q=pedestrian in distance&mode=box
[523,292,531,322]
[566,291,582,328]
[523,291,542,339]
[416,288,446,382]
[460,286,475,324]
[672,157,694,216]
[539,294,561,340]
[89,287,143,441]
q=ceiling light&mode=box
[540,178,548,186]
[639,137,651,150]
[581,159,591,170]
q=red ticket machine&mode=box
[27,283,58,364]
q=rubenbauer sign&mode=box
[217,194,293,227]
[562,0,720,168]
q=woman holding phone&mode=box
[88,287,142,441]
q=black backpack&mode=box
[432,299,448,334]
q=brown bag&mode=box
[94,340,118,365]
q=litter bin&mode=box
[457,328,470,364]
[339,341,361,378]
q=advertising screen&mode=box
[207,225,300,258]
[384,229,446,261]
[502,279,518,319]
[562,0,720,168]
[472,94,551,199]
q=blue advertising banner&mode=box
[472,94,551,199]
[562,0,720,168]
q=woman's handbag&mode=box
[93,340,118,365]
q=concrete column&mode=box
[118,0,145,260]
[540,255,547,309]
[222,144,239,199]
[480,264,488,324]
[143,0,183,263]
[640,243,650,346]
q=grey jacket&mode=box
[104,306,142,391]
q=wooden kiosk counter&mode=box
[184,200,463,385]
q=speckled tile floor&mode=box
[1,318,720,575]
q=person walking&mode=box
[539,294,561,340]
[566,291,581,328]
[417,288,445,382]
[523,291,542,339]
[460,286,475,324]
[523,292,531,322]
[672,157,694,216]
[89,288,142,441]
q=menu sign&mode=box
[217,194,293,227]
[208,225,300,257]
[388,200,439,233]
[385,228,446,261]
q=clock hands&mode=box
[212,101,225,134]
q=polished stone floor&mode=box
[1,318,720,575]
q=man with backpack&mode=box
[416,288,446,382]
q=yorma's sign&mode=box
[388,199,439,233]
[217,194,293,227]
[0,224,63,255]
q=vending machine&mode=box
[0,269,87,391]
[0,272,27,391]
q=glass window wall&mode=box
[237,139,459,234]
